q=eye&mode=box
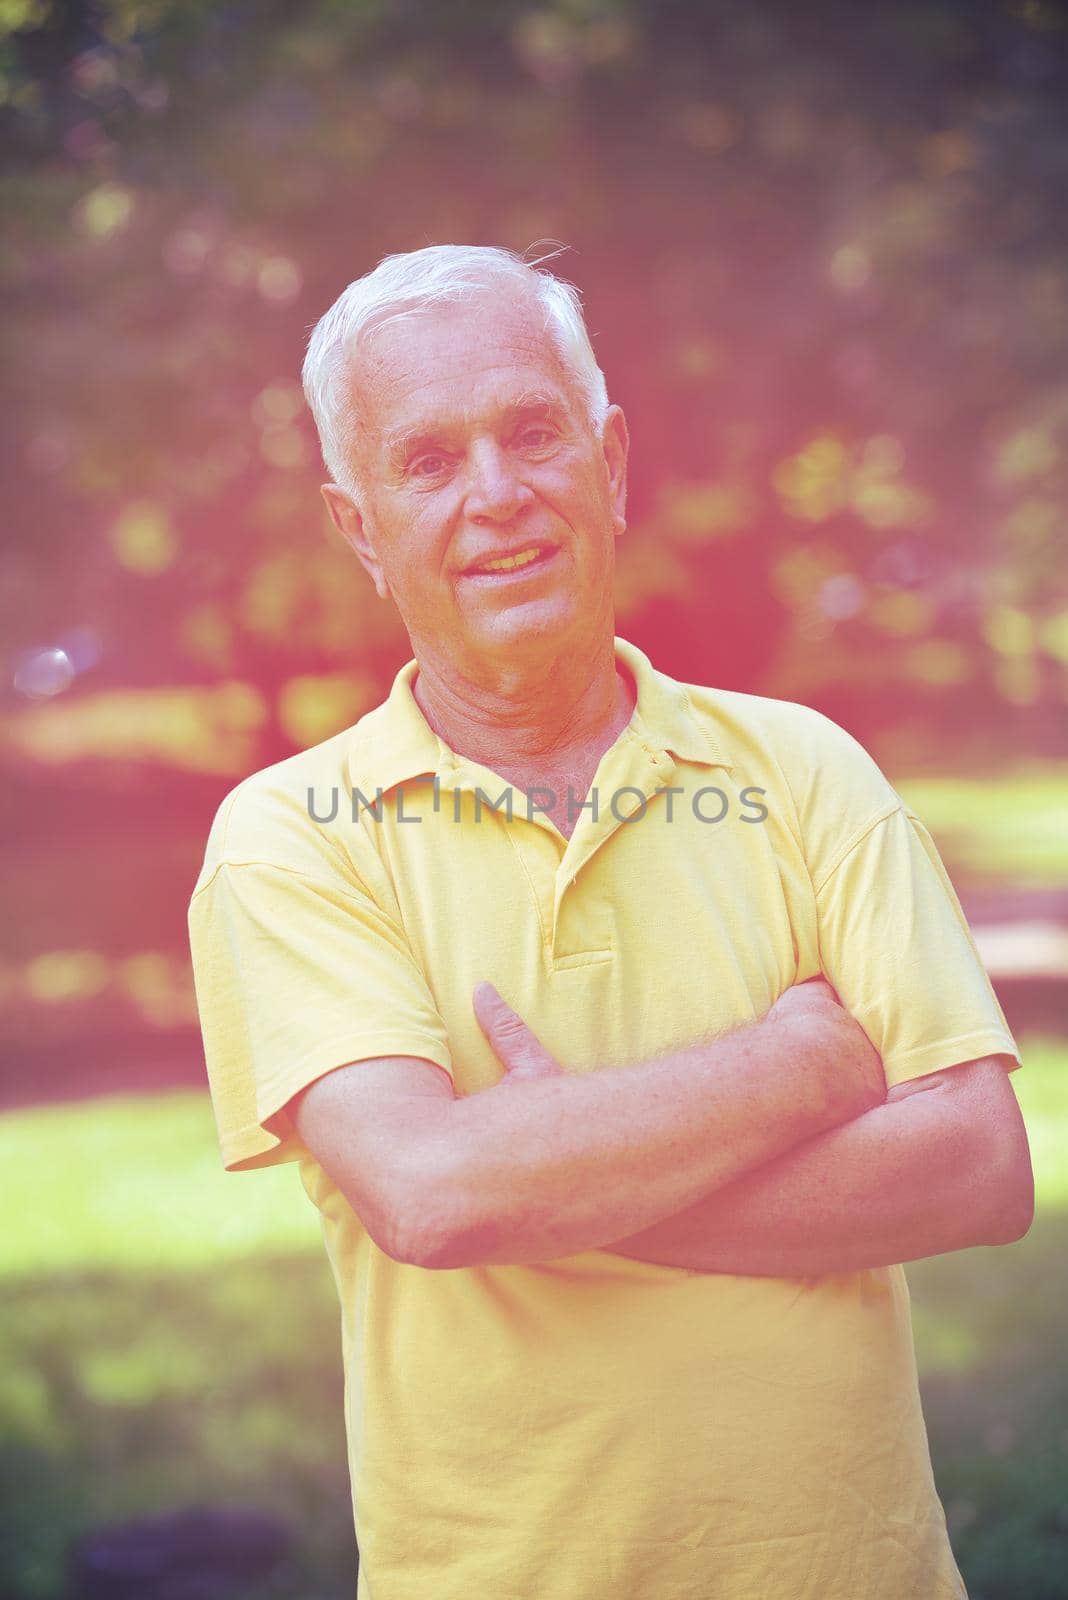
[515,425,556,450]
[409,452,450,478]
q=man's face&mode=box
[321,288,628,673]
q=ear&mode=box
[601,405,629,538]
[320,484,391,599]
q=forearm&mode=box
[604,1074,1017,1276]
[414,1011,876,1269]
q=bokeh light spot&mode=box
[259,425,308,470]
[862,434,906,474]
[13,647,75,699]
[770,545,843,609]
[995,427,1059,485]
[906,639,971,686]
[25,951,110,1005]
[219,243,256,286]
[3,683,267,774]
[109,503,177,575]
[993,655,1041,705]
[164,226,212,275]
[773,434,850,521]
[277,673,380,747]
[74,182,134,239]
[818,574,865,620]
[1040,608,1068,664]
[258,256,302,303]
[830,244,871,291]
[180,604,233,669]
[1001,498,1059,552]
[512,12,581,88]
[984,605,1036,656]
[679,102,737,152]
[251,381,304,428]
[870,590,935,636]
[56,624,102,672]
[663,480,752,541]
[117,952,197,1029]
[851,477,932,531]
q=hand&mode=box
[472,982,566,1083]
[767,976,886,1121]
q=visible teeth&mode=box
[480,546,542,572]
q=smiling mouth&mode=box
[464,544,555,577]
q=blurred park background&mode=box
[2,0,1067,1595]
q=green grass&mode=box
[904,1035,1068,1600]
[1,1039,1066,1598]
[0,1093,321,1279]
[0,1102,345,1600]
[894,765,1068,888]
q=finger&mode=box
[472,982,560,1076]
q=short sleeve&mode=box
[188,860,454,1172]
[814,805,1022,1089]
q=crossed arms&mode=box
[290,976,1034,1275]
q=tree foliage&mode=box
[3,0,1066,766]
[1,0,1067,1066]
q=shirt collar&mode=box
[347,634,733,797]
[614,636,733,772]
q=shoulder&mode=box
[686,680,890,778]
[680,679,904,874]
[191,719,371,896]
[685,679,857,750]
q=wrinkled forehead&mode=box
[348,288,579,426]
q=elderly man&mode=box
[188,244,1033,1600]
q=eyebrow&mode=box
[383,390,568,468]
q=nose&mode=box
[464,439,535,524]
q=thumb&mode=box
[472,982,562,1079]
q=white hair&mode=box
[301,243,610,497]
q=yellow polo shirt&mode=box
[188,636,1020,1600]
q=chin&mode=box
[466,594,586,654]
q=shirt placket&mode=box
[437,753,561,965]
[549,735,679,965]
[438,736,679,969]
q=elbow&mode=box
[372,1119,512,1270]
[420,1205,529,1268]
[400,1199,501,1270]
[952,1071,1035,1249]
[984,1179,1034,1246]
[404,1230,479,1271]
[401,1193,515,1271]
[354,1196,422,1267]
[391,1199,461,1268]
[386,1148,480,1270]
[374,1200,461,1269]
[338,1167,462,1270]
[981,1148,1035,1247]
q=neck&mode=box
[409,632,635,777]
